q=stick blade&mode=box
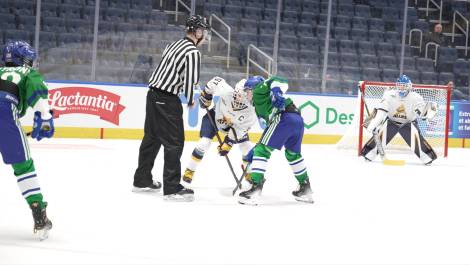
[383,159,406,166]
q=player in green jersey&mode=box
[0,40,54,240]
[238,76,313,205]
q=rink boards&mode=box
[19,80,470,148]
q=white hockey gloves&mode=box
[414,102,438,120]
[365,109,387,133]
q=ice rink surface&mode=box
[1,138,469,265]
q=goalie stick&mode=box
[359,85,405,166]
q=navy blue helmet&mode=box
[2,40,37,67]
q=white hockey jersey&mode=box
[378,89,426,124]
[206,77,257,141]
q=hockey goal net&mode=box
[336,81,452,157]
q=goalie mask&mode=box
[396,74,412,98]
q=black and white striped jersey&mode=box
[148,37,201,105]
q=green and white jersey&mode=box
[0,66,49,117]
[252,76,293,123]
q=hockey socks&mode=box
[250,144,273,184]
[184,137,212,183]
[12,159,46,209]
[285,149,309,183]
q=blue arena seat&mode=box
[259,21,275,35]
[362,67,382,81]
[58,4,82,19]
[416,58,435,72]
[379,55,398,70]
[420,71,438,84]
[296,23,314,37]
[382,69,400,82]
[376,42,395,57]
[300,12,317,25]
[352,17,368,30]
[335,16,351,28]
[244,7,262,19]
[357,41,376,56]
[302,1,320,13]
[360,54,379,68]
[338,4,354,16]
[43,17,66,33]
[339,40,356,54]
[282,11,299,23]
[355,5,370,17]
[341,53,360,68]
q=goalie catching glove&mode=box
[414,102,438,120]
[217,135,235,156]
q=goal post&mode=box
[337,80,452,158]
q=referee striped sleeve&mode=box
[183,50,201,105]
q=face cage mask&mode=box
[396,82,412,98]
[232,89,249,110]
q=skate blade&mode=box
[163,194,194,202]
[36,228,50,241]
[294,195,314,204]
[238,197,259,206]
[132,187,160,192]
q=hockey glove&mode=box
[271,87,285,110]
[32,111,55,141]
[198,88,213,109]
[217,136,235,156]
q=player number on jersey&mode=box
[1,72,21,84]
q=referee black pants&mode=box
[134,89,185,195]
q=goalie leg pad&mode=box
[360,136,378,161]
[405,122,437,164]
[397,121,437,164]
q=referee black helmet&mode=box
[186,15,210,46]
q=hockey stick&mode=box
[231,110,282,196]
[360,87,405,166]
[205,108,242,188]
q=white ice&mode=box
[1,138,470,265]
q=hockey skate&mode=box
[164,187,195,202]
[292,179,313,204]
[182,168,194,184]
[238,179,265,206]
[132,180,162,192]
[30,202,52,241]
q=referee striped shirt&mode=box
[148,37,201,105]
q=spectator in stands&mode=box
[426,23,447,46]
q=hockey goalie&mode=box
[360,75,439,165]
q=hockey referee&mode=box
[133,15,210,201]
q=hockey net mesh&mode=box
[336,81,451,157]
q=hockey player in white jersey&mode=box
[183,76,257,185]
[361,75,439,164]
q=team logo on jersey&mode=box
[393,104,407,120]
[48,87,126,125]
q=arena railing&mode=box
[246,44,273,78]
[208,14,231,69]
[426,0,443,23]
[175,0,191,22]
[425,42,440,66]
[409,29,423,54]
[452,10,469,56]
